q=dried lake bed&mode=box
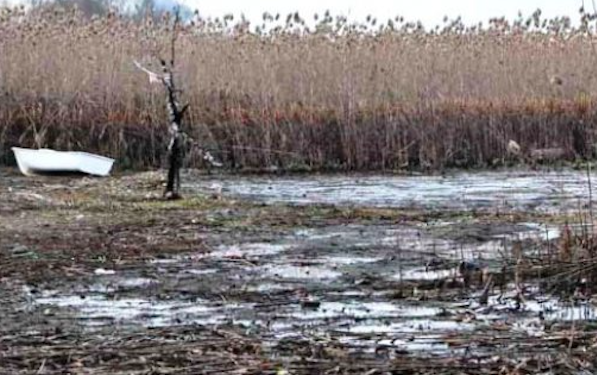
[2,168,597,374]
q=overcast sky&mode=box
[182,0,586,27]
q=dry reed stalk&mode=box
[2,7,597,170]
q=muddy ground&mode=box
[2,168,597,374]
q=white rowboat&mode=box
[12,147,114,177]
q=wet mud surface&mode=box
[2,168,597,374]
[192,170,593,213]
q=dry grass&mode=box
[2,7,597,170]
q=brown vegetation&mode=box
[2,7,597,170]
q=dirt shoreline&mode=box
[2,168,597,374]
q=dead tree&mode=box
[161,56,189,200]
[135,10,188,199]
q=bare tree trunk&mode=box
[164,116,185,199]
[160,12,187,200]
[162,89,188,199]
[135,9,189,199]
[165,127,183,198]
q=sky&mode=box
[2,0,588,27]
[180,0,586,28]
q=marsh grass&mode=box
[2,7,597,170]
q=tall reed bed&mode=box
[2,7,597,170]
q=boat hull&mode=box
[12,148,115,177]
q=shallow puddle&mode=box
[320,256,381,266]
[25,169,597,363]
[346,320,474,334]
[36,294,250,328]
[488,295,597,322]
[397,267,457,281]
[261,264,342,280]
[207,243,291,259]
[190,170,593,213]
[33,281,597,358]
[288,301,442,320]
